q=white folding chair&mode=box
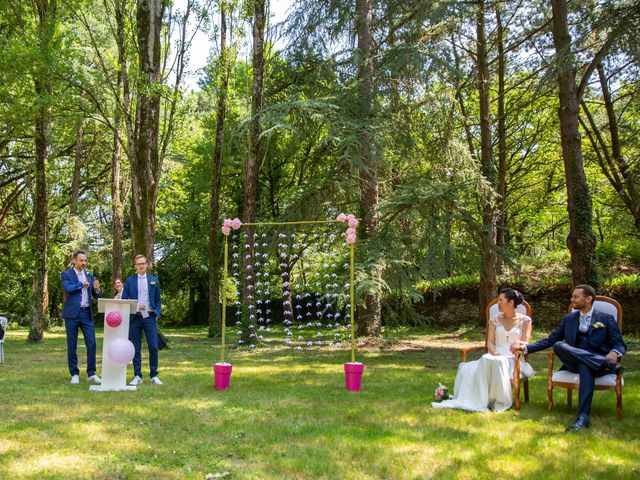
[0,316,7,363]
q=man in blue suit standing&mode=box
[121,254,163,386]
[61,250,102,385]
[515,284,626,431]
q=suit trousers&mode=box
[553,341,610,417]
[63,309,97,377]
[129,315,159,378]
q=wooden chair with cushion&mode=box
[546,295,624,418]
[459,299,532,410]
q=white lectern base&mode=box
[89,385,137,392]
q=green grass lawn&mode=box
[1,325,638,480]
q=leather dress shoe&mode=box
[604,360,624,375]
[566,415,591,432]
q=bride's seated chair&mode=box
[459,299,532,410]
[547,295,624,418]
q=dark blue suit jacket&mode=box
[121,274,161,317]
[61,268,101,319]
[527,310,626,357]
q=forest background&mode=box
[2,0,640,342]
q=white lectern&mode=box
[91,298,138,392]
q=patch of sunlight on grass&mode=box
[76,421,123,445]
[7,451,91,477]
[166,398,225,411]
[390,444,452,479]
[0,439,21,454]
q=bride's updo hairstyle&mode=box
[499,288,524,307]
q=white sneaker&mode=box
[70,375,80,385]
[150,376,163,385]
[129,375,143,386]
[88,374,101,384]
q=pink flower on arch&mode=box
[348,217,359,228]
[346,233,357,245]
[221,225,231,236]
[231,218,242,229]
[336,213,348,222]
[346,227,356,236]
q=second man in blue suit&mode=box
[121,254,163,386]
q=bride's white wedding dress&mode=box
[432,312,534,412]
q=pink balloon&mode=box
[106,311,122,328]
[108,338,135,366]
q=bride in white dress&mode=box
[432,288,534,412]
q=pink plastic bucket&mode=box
[214,363,233,390]
[344,362,364,392]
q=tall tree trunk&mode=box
[28,0,56,343]
[130,0,164,264]
[476,0,498,323]
[355,0,382,337]
[208,1,231,337]
[30,98,50,343]
[111,115,124,283]
[551,0,598,287]
[242,0,265,225]
[495,7,507,273]
[70,115,83,216]
[111,0,128,282]
[239,0,265,315]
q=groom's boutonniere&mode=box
[150,281,157,286]
[592,321,605,329]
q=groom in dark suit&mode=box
[61,250,102,385]
[515,284,626,431]
[121,254,163,386]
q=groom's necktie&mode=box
[579,313,590,333]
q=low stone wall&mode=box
[416,286,640,333]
